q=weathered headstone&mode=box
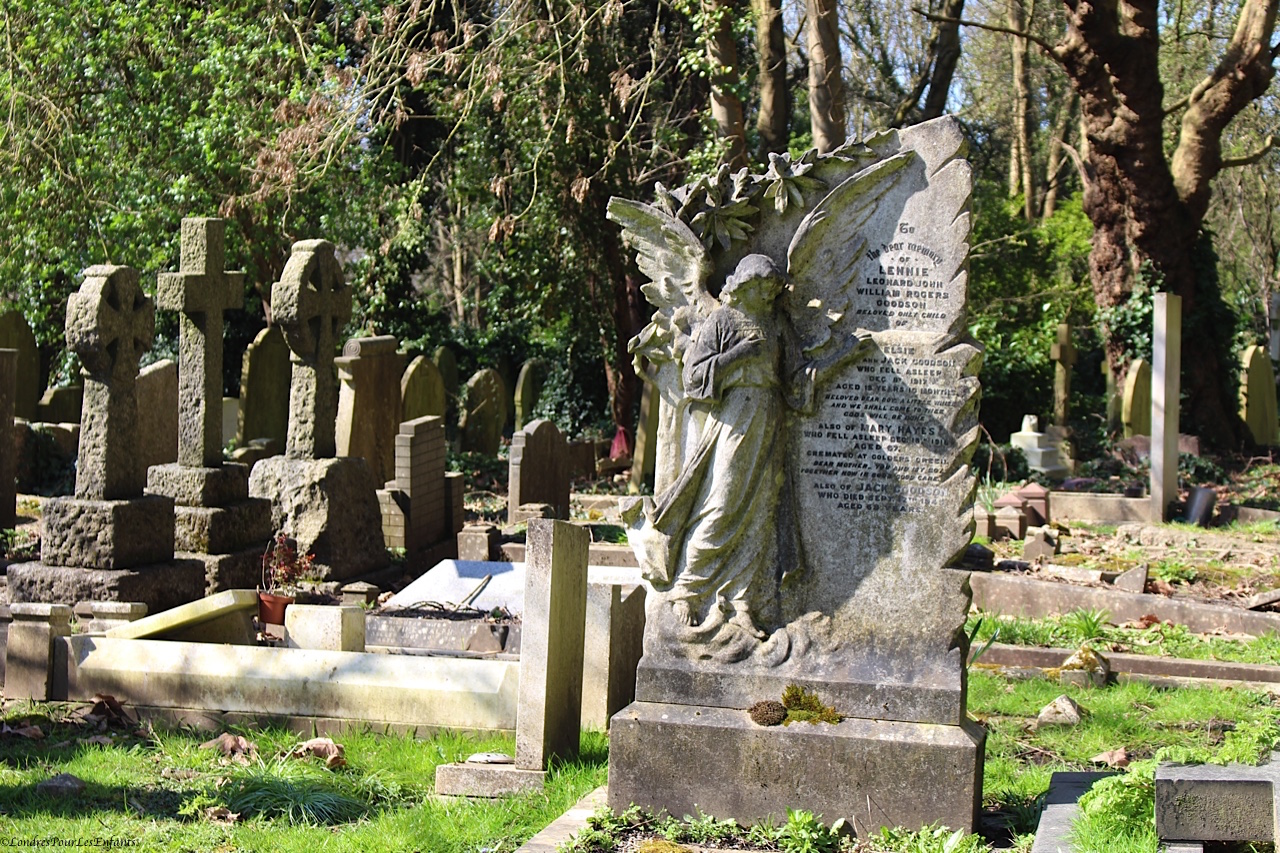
[136,359,178,473]
[433,344,459,402]
[608,117,984,832]
[513,359,546,431]
[1239,344,1279,446]
[237,325,290,448]
[37,385,83,424]
[146,218,272,592]
[248,240,387,580]
[400,355,447,422]
[1270,293,1280,362]
[336,336,404,484]
[434,520,589,796]
[1051,323,1076,426]
[460,368,508,455]
[8,266,203,612]
[0,349,16,528]
[377,415,462,561]
[629,369,660,494]
[508,419,570,522]
[0,310,40,420]
[1122,357,1152,438]
[1151,293,1182,522]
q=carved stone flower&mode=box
[762,150,826,215]
[689,164,759,251]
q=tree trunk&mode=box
[1040,92,1075,220]
[1052,0,1277,448]
[753,0,788,158]
[1009,0,1035,221]
[706,0,747,169]
[920,0,966,121]
[807,0,846,153]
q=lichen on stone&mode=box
[780,685,842,725]
[748,699,787,726]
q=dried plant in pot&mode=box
[258,532,315,625]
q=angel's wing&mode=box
[782,152,915,356]
[607,197,716,318]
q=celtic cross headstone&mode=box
[272,239,352,458]
[156,218,245,467]
[65,265,155,500]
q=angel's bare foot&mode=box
[727,603,767,639]
[671,599,695,626]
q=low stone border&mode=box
[978,643,1280,690]
[515,784,607,852]
[1029,771,1112,853]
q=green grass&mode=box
[967,609,1280,665]
[0,706,608,853]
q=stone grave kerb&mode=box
[271,239,352,459]
[65,265,155,501]
[157,218,245,468]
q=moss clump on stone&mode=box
[748,700,787,726]
[636,841,694,853]
[781,685,842,725]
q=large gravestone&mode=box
[146,218,272,592]
[248,240,387,580]
[401,355,447,421]
[608,118,984,833]
[9,266,204,611]
[0,310,40,420]
[1240,344,1279,446]
[336,335,404,484]
[237,325,290,448]
[460,368,508,455]
[509,419,570,522]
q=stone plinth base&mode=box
[173,499,273,553]
[147,463,250,506]
[8,559,206,614]
[178,548,263,595]
[248,456,388,581]
[41,495,175,569]
[608,702,984,834]
[435,763,546,797]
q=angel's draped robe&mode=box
[646,304,785,615]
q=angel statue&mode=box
[610,149,916,662]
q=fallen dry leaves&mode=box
[289,736,346,768]
[1090,746,1130,768]
[200,732,259,765]
[1,722,44,740]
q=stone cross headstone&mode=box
[9,266,203,612]
[1122,358,1152,438]
[148,218,271,592]
[0,310,40,421]
[401,355,447,421]
[0,348,16,528]
[272,239,352,459]
[66,265,155,500]
[1151,293,1182,522]
[460,368,508,455]
[237,326,291,448]
[1240,344,1279,446]
[248,239,387,581]
[336,335,404,484]
[1050,322,1077,426]
[156,218,245,467]
[508,419,570,522]
[608,117,983,833]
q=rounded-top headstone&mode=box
[401,355,447,421]
[433,345,459,399]
[461,368,508,455]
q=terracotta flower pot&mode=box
[257,592,295,625]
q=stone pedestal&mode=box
[4,604,72,701]
[7,561,205,615]
[608,703,985,835]
[249,455,388,581]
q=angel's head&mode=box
[721,254,784,311]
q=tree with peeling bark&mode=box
[1052,0,1277,447]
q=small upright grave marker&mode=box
[400,355,447,421]
[0,310,39,420]
[336,335,404,484]
[1051,322,1077,426]
[508,419,570,522]
[1239,344,1279,446]
[249,240,387,580]
[377,415,463,563]
[1122,358,1152,438]
[237,326,290,449]
[460,368,508,455]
